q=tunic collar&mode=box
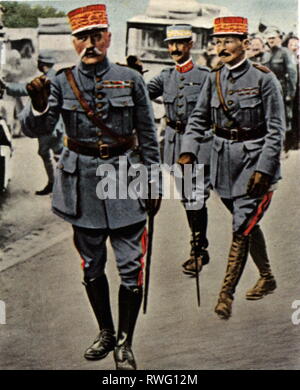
[78,56,111,77]
[224,58,251,80]
[175,58,194,73]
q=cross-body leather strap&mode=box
[65,68,126,143]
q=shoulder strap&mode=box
[252,63,271,73]
[215,70,239,127]
[65,68,125,143]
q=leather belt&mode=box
[166,119,186,133]
[64,135,135,159]
[213,125,267,142]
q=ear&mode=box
[242,39,250,51]
[106,32,112,48]
[189,40,194,50]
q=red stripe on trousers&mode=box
[138,228,148,287]
[243,192,273,236]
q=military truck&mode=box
[37,17,78,70]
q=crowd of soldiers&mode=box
[1,3,297,371]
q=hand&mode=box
[26,75,51,112]
[247,171,272,198]
[145,197,162,217]
[177,153,195,166]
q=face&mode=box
[288,38,299,54]
[73,29,111,64]
[267,34,281,48]
[167,39,193,64]
[250,38,264,56]
[213,35,249,66]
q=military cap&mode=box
[164,24,193,41]
[211,16,248,37]
[67,4,109,35]
[38,50,56,64]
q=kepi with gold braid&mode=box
[164,24,193,42]
[212,16,248,37]
[67,4,109,35]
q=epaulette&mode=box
[211,62,224,72]
[252,63,271,73]
[115,62,127,68]
[56,65,75,76]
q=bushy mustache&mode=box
[219,50,231,57]
[80,47,103,59]
[171,50,182,56]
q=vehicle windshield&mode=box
[126,24,211,64]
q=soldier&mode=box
[147,25,213,276]
[21,4,161,370]
[178,17,286,320]
[264,28,297,137]
[248,36,270,64]
[3,51,64,195]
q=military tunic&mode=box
[21,58,160,230]
[147,62,213,167]
[181,59,286,232]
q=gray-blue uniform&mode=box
[21,57,160,287]
[181,59,286,234]
[147,60,213,255]
[6,67,64,185]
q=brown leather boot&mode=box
[215,233,249,320]
[246,226,277,300]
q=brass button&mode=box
[178,94,184,99]
[179,85,184,89]
[229,78,235,84]
[95,76,101,82]
[180,76,185,81]
[96,103,103,108]
[71,104,77,110]
[96,85,103,90]
[96,93,104,99]
[228,90,234,95]
[227,100,234,105]
[177,104,184,108]
[98,112,103,117]
[97,131,102,136]
[57,163,64,169]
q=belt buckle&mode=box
[230,129,239,141]
[99,143,110,159]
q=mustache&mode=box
[219,50,231,57]
[171,50,182,56]
[80,47,103,59]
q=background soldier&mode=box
[21,4,161,370]
[147,25,213,276]
[3,51,64,195]
[179,16,286,320]
[248,36,270,64]
[264,27,297,148]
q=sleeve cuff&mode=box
[31,104,49,116]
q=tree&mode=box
[0,2,65,28]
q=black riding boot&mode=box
[182,208,210,275]
[114,285,143,370]
[83,274,116,360]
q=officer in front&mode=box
[21,4,161,370]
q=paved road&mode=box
[0,137,299,370]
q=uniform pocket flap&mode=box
[243,138,265,151]
[57,149,78,173]
[62,99,85,112]
[163,94,176,103]
[109,96,134,107]
[186,94,199,103]
[239,96,261,108]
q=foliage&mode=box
[0,2,65,28]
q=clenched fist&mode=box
[26,75,51,113]
[177,153,196,166]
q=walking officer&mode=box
[3,51,64,195]
[178,17,286,320]
[21,4,161,370]
[147,25,213,276]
